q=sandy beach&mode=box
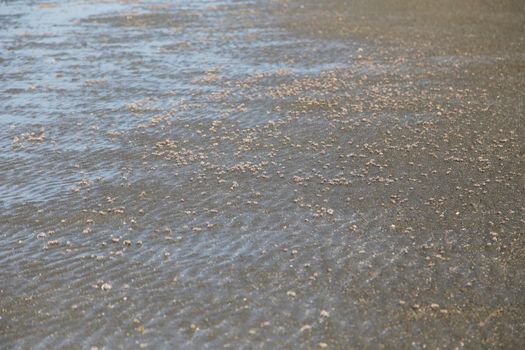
[1,0,524,348]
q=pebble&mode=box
[101,283,112,291]
[300,324,312,332]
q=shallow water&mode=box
[1,0,524,348]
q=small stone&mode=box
[320,310,330,318]
[287,290,296,297]
[101,283,112,291]
[430,303,440,310]
[300,324,312,332]
[319,343,328,348]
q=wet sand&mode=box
[1,0,524,348]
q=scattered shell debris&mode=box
[1,0,523,348]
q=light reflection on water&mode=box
[1,0,524,348]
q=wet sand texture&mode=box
[0,0,524,348]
